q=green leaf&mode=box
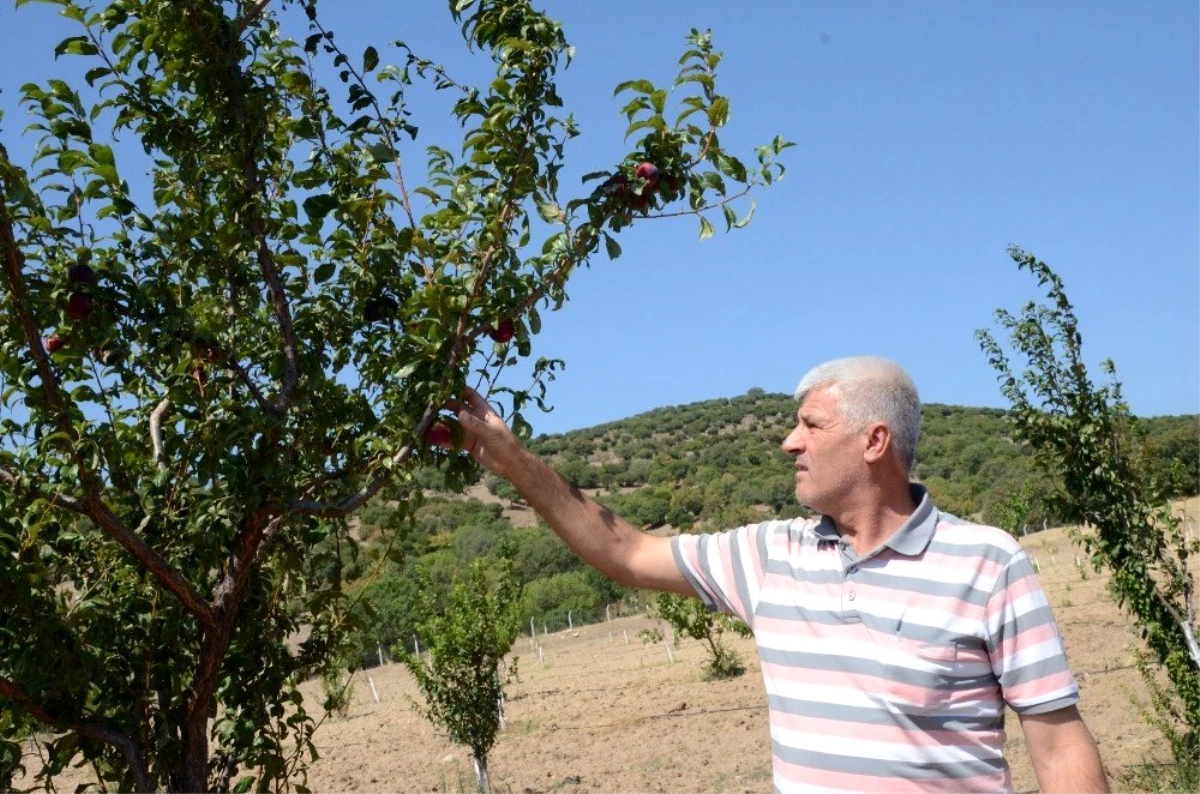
[511,412,532,441]
[313,262,335,284]
[707,96,730,128]
[54,36,98,58]
[363,46,379,73]
[535,201,562,224]
[613,79,655,97]
[603,233,621,260]
[722,204,736,231]
[698,215,714,241]
[88,143,114,167]
[366,143,393,163]
[733,199,756,229]
[302,194,338,222]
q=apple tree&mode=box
[0,0,790,791]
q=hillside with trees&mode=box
[346,389,1198,655]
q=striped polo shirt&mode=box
[670,486,1078,793]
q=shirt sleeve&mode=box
[670,521,772,627]
[985,548,1080,714]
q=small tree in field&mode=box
[642,591,751,679]
[978,246,1199,787]
[0,0,790,790]
[400,552,522,794]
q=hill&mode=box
[342,389,1196,652]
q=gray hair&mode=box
[794,356,921,472]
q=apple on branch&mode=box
[488,318,515,343]
[66,292,94,321]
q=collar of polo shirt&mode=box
[812,483,938,559]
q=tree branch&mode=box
[234,0,270,33]
[0,467,88,514]
[203,10,299,417]
[250,231,300,415]
[308,13,418,227]
[0,676,153,793]
[1154,588,1200,671]
[150,398,172,471]
[285,436,422,518]
[88,499,217,628]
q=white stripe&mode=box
[772,726,998,765]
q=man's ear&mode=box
[863,422,891,464]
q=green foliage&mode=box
[644,591,750,680]
[0,0,787,789]
[400,551,523,793]
[519,568,621,629]
[978,246,1200,771]
[319,667,354,721]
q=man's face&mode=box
[780,386,867,514]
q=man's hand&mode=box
[444,386,523,479]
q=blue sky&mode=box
[2,2,1197,437]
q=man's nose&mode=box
[781,427,804,455]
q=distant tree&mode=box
[642,591,751,679]
[979,247,1199,787]
[401,552,523,794]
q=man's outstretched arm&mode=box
[448,388,695,595]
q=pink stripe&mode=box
[993,621,1062,661]
[747,526,766,584]
[895,550,1006,581]
[760,660,935,705]
[854,580,987,620]
[988,570,1044,611]
[773,756,1008,793]
[1003,669,1076,703]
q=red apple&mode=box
[66,292,93,320]
[630,190,653,214]
[68,263,97,285]
[635,161,659,189]
[603,173,628,199]
[364,294,399,324]
[488,318,515,343]
[45,335,65,353]
[660,174,680,199]
[425,421,453,448]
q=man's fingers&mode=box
[447,386,488,414]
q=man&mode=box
[445,355,1108,793]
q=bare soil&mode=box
[291,500,1200,793]
[18,499,1196,793]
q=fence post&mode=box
[367,673,380,704]
[568,611,573,630]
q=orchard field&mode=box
[21,499,1197,793]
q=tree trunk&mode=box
[473,755,491,794]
